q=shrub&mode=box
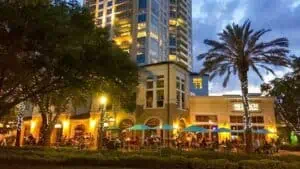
[280,144,300,151]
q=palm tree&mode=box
[198,20,290,152]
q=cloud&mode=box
[193,0,300,95]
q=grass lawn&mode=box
[0,147,300,169]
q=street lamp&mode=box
[98,95,107,150]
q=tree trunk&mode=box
[15,128,22,147]
[98,107,105,151]
[239,74,253,153]
[39,124,52,146]
[15,113,23,147]
[15,103,25,147]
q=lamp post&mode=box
[97,95,107,151]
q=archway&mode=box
[74,124,85,139]
[119,119,134,131]
[145,118,161,142]
[119,119,134,142]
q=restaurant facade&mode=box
[20,62,277,148]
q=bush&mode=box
[1,147,300,169]
[280,144,300,151]
[239,160,300,169]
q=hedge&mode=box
[280,144,300,152]
[0,147,300,169]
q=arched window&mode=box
[145,118,160,128]
[119,119,134,130]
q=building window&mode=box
[106,17,111,23]
[116,0,127,4]
[138,0,147,9]
[156,75,164,107]
[99,4,104,9]
[107,1,113,7]
[145,75,164,108]
[252,116,264,123]
[176,76,185,109]
[232,103,260,112]
[230,116,243,123]
[98,11,103,17]
[136,54,145,64]
[107,9,112,15]
[96,19,102,25]
[169,36,176,46]
[146,77,154,108]
[138,14,146,23]
[192,78,202,89]
[137,31,147,38]
[195,115,217,123]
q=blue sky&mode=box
[79,0,300,95]
[192,0,300,95]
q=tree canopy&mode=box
[261,57,300,133]
[0,0,138,116]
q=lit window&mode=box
[138,23,146,30]
[195,115,217,123]
[169,55,177,61]
[192,78,202,89]
[146,91,153,108]
[230,116,243,123]
[150,32,158,40]
[252,116,264,123]
[145,75,164,108]
[176,75,185,109]
[137,31,147,38]
[169,19,177,26]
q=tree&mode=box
[261,57,300,134]
[198,20,290,152]
[1,0,138,146]
[0,0,138,117]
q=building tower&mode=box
[84,0,192,70]
[169,0,193,71]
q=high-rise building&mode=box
[169,0,193,70]
[84,0,192,70]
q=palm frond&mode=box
[222,68,232,87]
[251,64,264,81]
[197,20,290,90]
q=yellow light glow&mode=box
[169,55,177,61]
[54,124,62,129]
[137,31,147,38]
[0,123,3,128]
[30,121,36,133]
[150,32,158,40]
[63,120,69,129]
[138,23,146,30]
[89,119,97,131]
[267,127,277,133]
[104,122,109,127]
[169,19,177,26]
[173,123,179,129]
[193,78,203,89]
[109,118,115,122]
[99,96,107,105]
